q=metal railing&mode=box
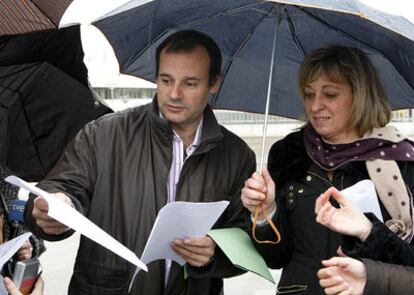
[214,109,414,124]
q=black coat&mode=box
[252,129,414,295]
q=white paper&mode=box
[128,200,229,292]
[341,179,383,222]
[5,176,147,272]
[142,201,229,265]
[0,232,32,270]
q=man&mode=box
[24,30,256,294]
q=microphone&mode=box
[8,199,26,239]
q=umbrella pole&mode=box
[252,15,282,245]
[259,16,280,172]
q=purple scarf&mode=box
[304,125,414,171]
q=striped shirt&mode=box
[164,116,204,286]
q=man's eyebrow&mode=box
[185,77,201,81]
[158,73,201,82]
[158,73,171,78]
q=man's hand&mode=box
[170,236,216,267]
[32,192,73,235]
[15,240,32,261]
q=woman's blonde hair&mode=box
[298,46,391,137]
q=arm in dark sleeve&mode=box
[24,122,98,241]
[343,213,414,266]
[187,140,256,279]
[363,258,414,295]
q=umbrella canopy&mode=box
[0,0,73,35]
[0,26,112,181]
[94,0,414,119]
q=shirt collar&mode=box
[159,111,204,152]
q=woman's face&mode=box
[304,73,358,143]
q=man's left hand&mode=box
[171,236,216,267]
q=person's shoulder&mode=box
[84,103,151,131]
[219,125,252,150]
[268,128,308,182]
[269,129,304,154]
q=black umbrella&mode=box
[94,0,414,169]
[0,26,112,181]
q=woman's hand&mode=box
[4,276,44,295]
[318,257,366,295]
[15,240,33,261]
[241,166,276,221]
[315,187,372,241]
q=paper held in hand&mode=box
[129,200,229,291]
[6,175,148,272]
[340,179,383,222]
[6,175,230,291]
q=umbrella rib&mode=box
[17,90,47,173]
[298,6,377,51]
[0,84,47,173]
[210,9,273,106]
[284,7,306,57]
[122,2,273,73]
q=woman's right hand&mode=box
[241,166,276,220]
[315,187,373,241]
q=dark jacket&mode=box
[251,129,414,295]
[363,259,414,295]
[24,99,256,295]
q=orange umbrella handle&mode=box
[252,204,281,244]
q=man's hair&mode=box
[155,30,222,86]
[298,45,391,137]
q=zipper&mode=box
[306,170,333,186]
[306,170,345,190]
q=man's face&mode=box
[156,46,220,133]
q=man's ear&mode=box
[210,75,222,94]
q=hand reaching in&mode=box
[318,256,366,295]
[315,187,372,241]
[15,240,32,261]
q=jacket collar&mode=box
[271,128,367,184]
[149,95,223,151]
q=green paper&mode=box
[208,228,275,283]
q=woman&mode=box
[241,46,414,294]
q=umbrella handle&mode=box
[252,204,281,244]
